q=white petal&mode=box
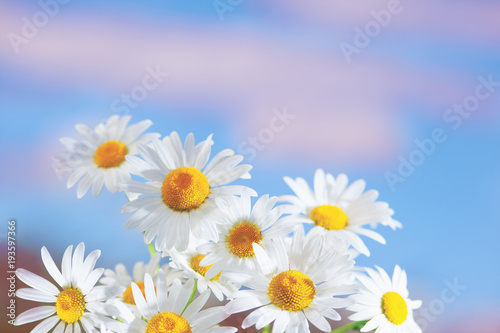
[225,296,267,314]
[14,306,56,326]
[144,273,158,312]
[172,279,195,314]
[272,311,289,333]
[123,119,154,143]
[77,250,102,288]
[192,306,229,329]
[343,231,370,256]
[152,138,178,170]
[183,290,210,321]
[156,269,168,312]
[77,175,93,198]
[31,315,60,333]
[79,316,95,333]
[361,315,385,332]
[211,185,257,197]
[64,324,73,333]
[71,242,85,282]
[16,288,57,303]
[91,174,105,197]
[67,168,86,189]
[194,134,213,169]
[81,268,105,295]
[16,269,59,296]
[131,282,151,319]
[53,321,66,333]
[61,245,74,286]
[85,286,124,302]
[303,308,331,332]
[253,306,280,329]
[41,247,66,288]
[253,243,274,276]
[351,227,386,244]
[120,181,160,194]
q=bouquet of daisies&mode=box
[14,116,422,333]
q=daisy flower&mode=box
[126,270,237,333]
[280,169,402,256]
[14,243,125,333]
[197,194,295,280]
[54,115,159,198]
[120,132,256,252]
[347,265,422,333]
[99,253,183,309]
[168,239,239,301]
[224,227,357,333]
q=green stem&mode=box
[330,321,368,333]
[181,280,198,315]
[262,325,271,333]
[147,241,156,257]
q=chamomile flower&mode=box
[54,115,160,198]
[99,253,183,310]
[347,265,422,333]
[120,132,255,252]
[14,243,125,333]
[280,169,402,256]
[224,227,357,333]
[126,270,237,333]
[197,194,294,280]
[168,239,239,301]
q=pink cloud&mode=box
[0,2,497,166]
[433,307,500,333]
[255,0,500,43]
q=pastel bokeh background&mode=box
[1,0,500,332]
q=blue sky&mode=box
[1,1,500,331]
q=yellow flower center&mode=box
[381,292,408,325]
[161,167,210,212]
[122,281,149,305]
[145,312,192,333]
[267,270,315,312]
[190,254,221,281]
[310,205,348,230]
[56,288,86,324]
[226,222,263,258]
[94,140,128,168]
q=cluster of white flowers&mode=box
[16,116,422,333]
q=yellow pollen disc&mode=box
[310,205,348,230]
[123,281,151,305]
[94,140,128,168]
[381,292,408,325]
[56,288,86,324]
[267,270,315,312]
[145,312,192,333]
[161,167,210,212]
[190,254,221,281]
[226,222,263,258]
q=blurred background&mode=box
[1,0,499,332]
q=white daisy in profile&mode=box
[347,265,422,333]
[120,132,256,252]
[197,194,294,280]
[99,253,183,310]
[126,270,237,333]
[53,115,160,198]
[280,169,402,256]
[14,243,125,333]
[168,239,239,301]
[224,227,357,333]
